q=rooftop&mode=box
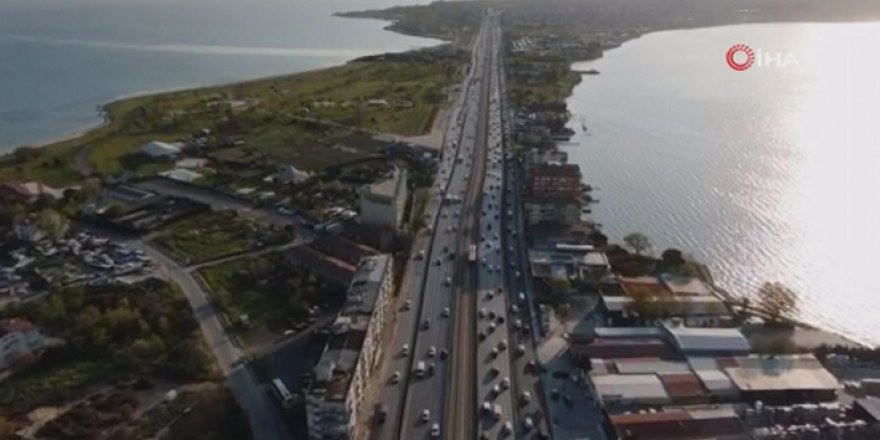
[362,167,406,203]
[723,354,840,393]
[661,274,713,297]
[662,322,751,353]
[592,374,671,405]
[609,405,749,440]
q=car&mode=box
[516,270,522,278]
[435,258,442,266]
[401,344,409,357]
[502,421,513,434]
[482,401,492,413]
[442,307,450,317]
[478,331,487,341]
[488,310,497,320]
[430,423,440,438]
[440,349,448,359]
[485,291,494,300]
[513,319,522,331]
[478,308,487,319]
[498,340,508,350]
[511,305,519,314]
[489,366,499,377]
[428,346,437,358]
[422,319,431,330]
[488,322,496,333]
[563,394,573,408]
[501,377,510,390]
[403,300,412,311]
[516,344,526,356]
[428,363,436,375]
[521,391,531,404]
[391,371,401,384]
[421,409,431,423]
[493,404,503,419]
[415,250,425,260]
[523,417,534,431]
[376,405,388,424]
[444,276,452,286]
[496,316,505,324]
[492,384,501,396]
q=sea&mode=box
[0,0,438,150]
[565,22,880,346]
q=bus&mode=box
[271,378,295,408]
[468,244,477,263]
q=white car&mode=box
[442,307,451,317]
[428,346,437,358]
[521,391,531,403]
[501,377,510,390]
[502,421,513,434]
[524,417,534,431]
[401,344,409,356]
[444,276,452,286]
[421,409,430,423]
[478,308,487,319]
[498,340,508,350]
[431,423,440,438]
[391,371,401,384]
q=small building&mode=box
[591,374,672,409]
[661,274,714,297]
[661,321,751,355]
[275,165,311,184]
[0,318,44,370]
[140,141,182,158]
[722,354,840,404]
[523,194,581,226]
[358,167,408,230]
[529,245,610,282]
[608,405,749,440]
[0,181,64,204]
[159,168,203,183]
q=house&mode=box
[0,181,64,204]
[140,141,182,159]
[358,167,408,230]
[0,318,44,370]
[528,243,610,282]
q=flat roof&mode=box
[663,323,751,353]
[662,274,713,296]
[614,358,692,375]
[724,354,840,393]
[592,374,671,404]
[595,327,662,338]
[609,405,749,440]
[603,295,729,316]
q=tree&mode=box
[661,248,685,266]
[623,232,652,256]
[37,209,69,241]
[756,282,799,323]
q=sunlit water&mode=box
[0,0,438,151]
[566,23,880,346]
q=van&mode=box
[415,361,426,378]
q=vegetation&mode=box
[507,55,583,108]
[139,386,252,440]
[0,279,214,414]
[154,210,293,264]
[0,57,461,186]
[755,281,800,323]
[199,253,345,332]
[623,232,652,256]
[339,1,484,43]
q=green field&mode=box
[153,211,291,265]
[0,57,460,186]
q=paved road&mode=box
[132,240,293,440]
[370,14,498,440]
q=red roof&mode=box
[0,318,37,336]
[659,373,707,400]
[571,338,674,359]
[611,411,748,440]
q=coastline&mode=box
[559,25,874,350]
[1,16,445,156]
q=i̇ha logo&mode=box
[726,43,799,71]
[726,44,755,71]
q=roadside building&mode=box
[523,195,581,226]
[526,163,582,199]
[139,141,182,159]
[0,318,44,370]
[591,373,672,409]
[529,243,610,282]
[722,354,840,404]
[358,167,408,230]
[608,405,750,440]
[661,321,751,355]
[306,255,393,440]
[525,148,568,170]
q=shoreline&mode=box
[560,24,874,350]
[1,17,445,155]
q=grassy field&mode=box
[0,57,459,187]
[199,253,343,332]
[0,358,115,414]
[153,211,290,264]
[507,55,582,108]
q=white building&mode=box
[0,319,44,370]
[307,255,393,440]
[358,167,408,229]
[140,141,182,159]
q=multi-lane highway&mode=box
[371,13,499,440]
[370,10,548,440]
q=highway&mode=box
[371,13,498,440]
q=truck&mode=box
[468,244,477,263]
